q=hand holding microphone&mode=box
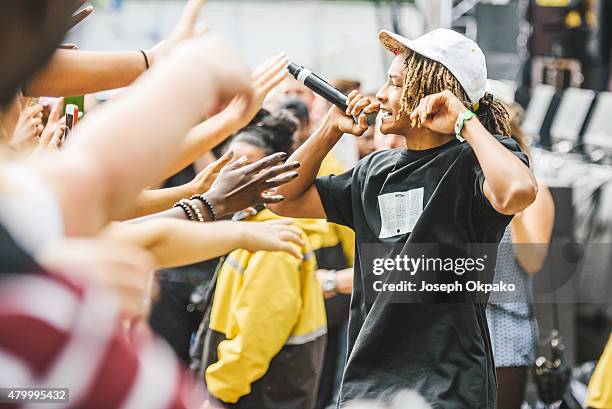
[287,62,379,136]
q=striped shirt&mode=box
[0,272,199,409]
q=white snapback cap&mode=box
[379,28,487,105]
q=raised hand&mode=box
[147,0,208,66]
[191,150,235,194]
[409,90,468,135]
[221,53,289,130]
[239,219,305,260]
[170,33,255,111]
[204,152,301,217]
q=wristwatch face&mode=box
[323,277,336,292]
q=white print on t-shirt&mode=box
[378,187,424,239]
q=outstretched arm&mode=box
[162,53,289,179]
[102,218,304,268]
[123,151,234,220]
[24,50,148,97]
[24,0,210,98]
[31,34,253,236]
[130,152,301,223]
[27,0,256,237]
[268,91,379,219]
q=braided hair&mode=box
[397,49,511,137]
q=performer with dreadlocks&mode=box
[269,29,537,408]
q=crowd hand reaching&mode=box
[221,53,289,129]
[204,152,301,217]
[10,99,44,151]
[145,0,255,112]
[167,33,255,114]
[190,150,235,194]
[325,90,380,137]
[239,219,304,260]
[147,0,209,66]
[409,90,469,134]
[37,237,157,320]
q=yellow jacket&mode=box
[587,334,612,408]
[202,210,327,409]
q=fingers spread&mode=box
[257,54,288,85]
[210,150,235,171]
[259,160,299,179]
[260,194,284,204]
[252,53,285,78]
[262,69,289,95]
[262,171,299,189]
[243,152,287,174]
[226,155,249,171]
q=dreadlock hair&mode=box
[397,49,511,137]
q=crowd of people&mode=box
[0,1,610,409]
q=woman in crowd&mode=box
[268,28,537,408]
[191,110,327,409]
[483,80,555,409]
[282,97,356,409]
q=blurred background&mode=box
[71,0,612,405]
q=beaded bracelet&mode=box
[186,200,205,223]
[191,194,217,221]
[173,200,194,221]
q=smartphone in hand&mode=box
[63,104,79,142]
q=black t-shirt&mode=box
[315,136,529,409]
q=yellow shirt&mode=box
[587,334,612,408]
[318,153,355,266]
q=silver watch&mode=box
[322,270,337,294]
